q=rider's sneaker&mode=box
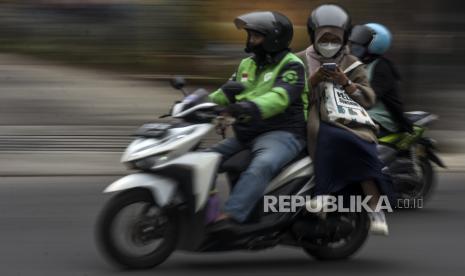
[368,211,389,236]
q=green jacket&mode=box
[209,51,309,141]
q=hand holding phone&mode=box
[322,63,337,72]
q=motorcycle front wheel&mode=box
[96,189,178,269]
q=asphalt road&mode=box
[0,172,464,276]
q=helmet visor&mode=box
[234,12,276,35]
[350,43,367,59]
[311,5,350,30]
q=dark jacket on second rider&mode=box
[370,57,413,133]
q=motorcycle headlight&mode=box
[131,153,170,170]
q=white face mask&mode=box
[316,42,342,58]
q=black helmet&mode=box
[349,25,375,47]
[307,4,351,44]
[348,24,375,61]
[234,11,293,53]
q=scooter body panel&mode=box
[104,173,177,207]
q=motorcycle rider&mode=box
[297,4,395,235]
[349,23,413,136]
[206,11,308,225]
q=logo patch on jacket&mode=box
[264,72,273,82]
[282,70,298,84]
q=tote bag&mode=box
[321,61,377,130]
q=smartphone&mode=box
[322,63,337,72]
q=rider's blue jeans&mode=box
[208,131,305,223]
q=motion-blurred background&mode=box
[0,0,464,174]
[1,3,465,275]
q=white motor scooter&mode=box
[96,77,370,269]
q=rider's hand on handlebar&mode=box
[220,81,246,102]
[224,101,260,123]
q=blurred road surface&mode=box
[0,173,464,275]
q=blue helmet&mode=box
[365,23,392,55]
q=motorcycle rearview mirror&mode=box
[170,76,188,96]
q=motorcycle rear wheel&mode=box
[302,211,370,260]
[398,157,435,208]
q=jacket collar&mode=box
[252,49,289,66]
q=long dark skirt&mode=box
[313,122,396,202]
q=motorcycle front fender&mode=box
[103,173,177,207]
[426,148,447,168]
[418,138,447,168]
